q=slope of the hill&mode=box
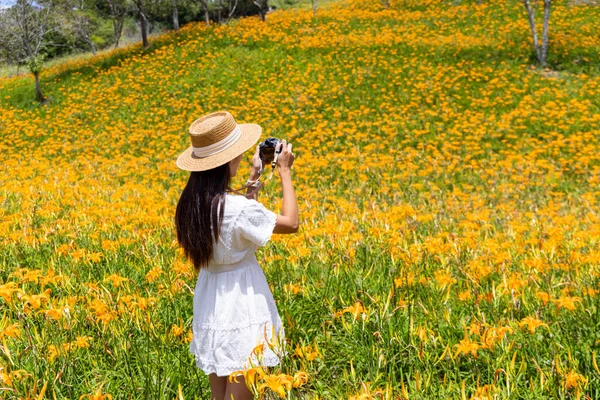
[1,0,600,398]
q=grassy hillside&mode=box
[1,0,600,398]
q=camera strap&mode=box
[230,146,281,194]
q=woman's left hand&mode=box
[250,145,262,179]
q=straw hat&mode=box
[176,111,262,172]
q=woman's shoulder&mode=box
[225,193,250,208]
[226,193,264,208]
[226,194,275,219]
[224,193,255,216]
[227,194,277,247]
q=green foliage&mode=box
[270,0,298,9]
[41,22,79,59]
[92,18,115,47]
[175,0,204,25]
[26,55,44,74]
[91,35,107,48]
[123,16,139,38]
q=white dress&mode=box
[189,193,284,377]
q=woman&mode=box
[174,111,298,400]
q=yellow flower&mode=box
[434,270,456,288]
[394,272,415,288]
[458,290,472,301]
[74,336,92,349]
[0,368,30,388]
[334,301,367,321]
[71,248,86,262]
[170,323,184,338]
[79,385,113,400]
[145,267,163,283]
[257,374,292,399]
[536,291,550,305]
[43,307,63,321]
[480,326,513,350]
[250,343,265,360]
[87,252,103,263]
[0,283,20,305]
[0,370,12,388]
[563,370,587,391]
[294,344,320,361]
[292,371,308,388]
[56,243,71,256]
[89,299,116,325]
[470,383,496,400]
[21,289,52,311]
[104,273,128,287]
[454,337,480,359]
[47,344,61,363]
[413,326,434,343]
[554,296,582,311]
[519,316,548,334]
[348,381,385,399]
[0,322,21,339]
[247,367,266,387]
[284,283,303,295]
[505,273,527,292]
[228,366,266,387]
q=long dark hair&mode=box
[175,162,233,272]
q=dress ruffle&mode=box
[190,256,285,377]
[190,320,284,376]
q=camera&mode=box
[258,137,283,168]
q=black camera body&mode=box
[258,137,283,167]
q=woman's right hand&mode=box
[275,140,295,170]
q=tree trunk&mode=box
[88,37,97,55]
[312,0,317,15]
[34,71,44,102]
[254,0,267,21]
[540,0,551,66]
[108,0,125,49]
[522,0,541,63]
[172,0,179,31]
[218,0,223,23]
[204,8,210,26]
[228,0,238,20]
[140,11,149,48]
[114,17,123,48]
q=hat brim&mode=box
[176,123,262,172]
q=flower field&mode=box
[1,0,600,398]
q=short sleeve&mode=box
[235,199,278,247]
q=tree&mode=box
[310,0,317,16]
[198,0,209,26]
[131,0,150,47]
[67,0,99,54]
[217,0,223,22]
[0,0,58,102]
[224,0,239,23]
[105,0,127,48]
[172,0,179,30]
[253,0,267,21]
[522,0,551,66]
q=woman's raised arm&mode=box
[273,140,298,234]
